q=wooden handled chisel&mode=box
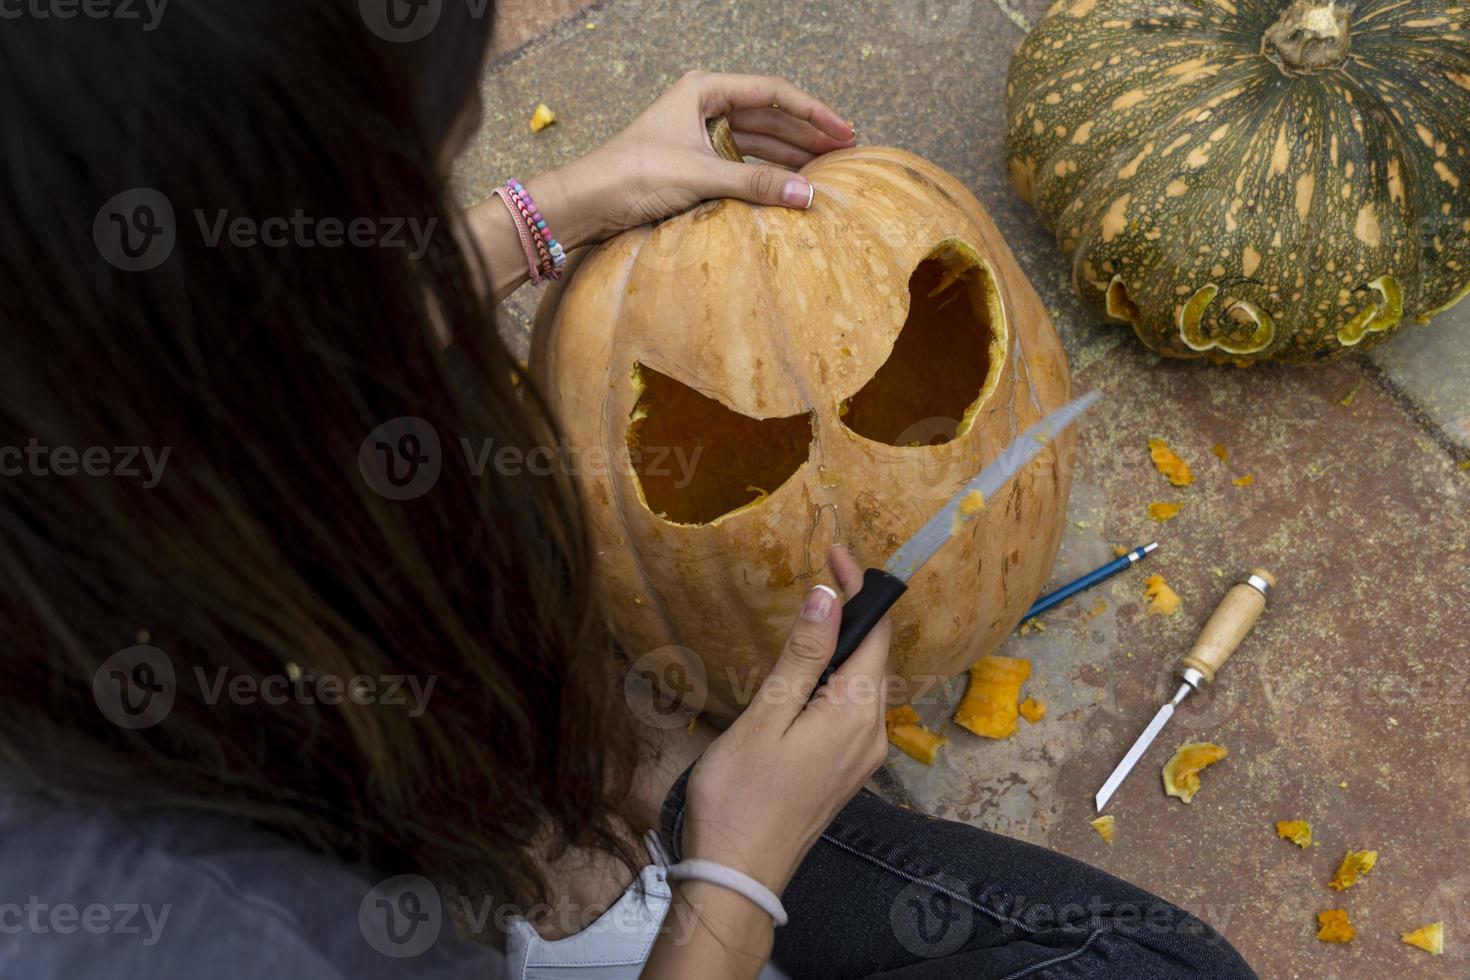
[1094,568,1277,811]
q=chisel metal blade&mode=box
[1094,682,1191,812]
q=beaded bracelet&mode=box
[506,180,556,279]
[506,179,566,280]
[493,186,545,286]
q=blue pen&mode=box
[1023,542,1159,622]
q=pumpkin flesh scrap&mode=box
[1162,742,1227,803]
[1148,438,1194,487]
[952,490,987,536]
[1148,502,1182,522]
[1275,820,1313,848]
[1329,849,1377,890]
[954,655,1032,739]
[1018,697,1046,722]
[1090,815,1116,845]
[1145,574,1181,615]
[1400,922,1444,955]
[1317,908,1355,944]
[885,705,948,765]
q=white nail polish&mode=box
[813,584,837,600]
[805,183,816,209]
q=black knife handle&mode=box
[816,568,908,692]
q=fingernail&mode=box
[802,584,837,622]
[783,178,814,209]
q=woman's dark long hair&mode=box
[0,0,640,911]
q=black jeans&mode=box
[660,768,1258,980]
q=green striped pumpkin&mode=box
[1005,0,1470,364]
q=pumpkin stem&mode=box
[1262,0,1351,74]
[706,116,744,163]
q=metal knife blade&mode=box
[1094,681,1192,811]
[885,390,1101,583]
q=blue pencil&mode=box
[1023,542,1159,621]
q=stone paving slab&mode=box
[457,1,1470,975]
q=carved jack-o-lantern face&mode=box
[533,147,1074,718]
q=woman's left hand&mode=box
[544,71,856,249]
[467,72,854,305]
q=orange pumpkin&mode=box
[532,147,1073,718]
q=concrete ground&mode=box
[457,2,1470,976]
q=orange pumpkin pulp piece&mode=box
[1316,909,1355,943]
[1275,820,1312,848]
[1329,849,1378,891]
[1161,742,1227,803]
[1148,502,1183,522]
[1144,574,1181,616]
[954,655,1032,739]
[884,705,948,765]
[1400,923,1444,955]
[1148,439,1195,487]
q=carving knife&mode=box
[816,390,1102,689]
[1093,568,1278,811]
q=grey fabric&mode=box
[0,794,504,979]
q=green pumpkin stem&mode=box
[1262,0,1352,74]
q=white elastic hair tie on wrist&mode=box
[665,859,789,927]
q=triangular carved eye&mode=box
[628,364,813,526]
[842,241,1005,447]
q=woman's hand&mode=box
[464,72,853,305]
[642,544,891,978]
[543,71,856,250]
[681,544,892,895]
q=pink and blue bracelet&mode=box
[496,178,566,285]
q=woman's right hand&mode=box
[680,544,894,896]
